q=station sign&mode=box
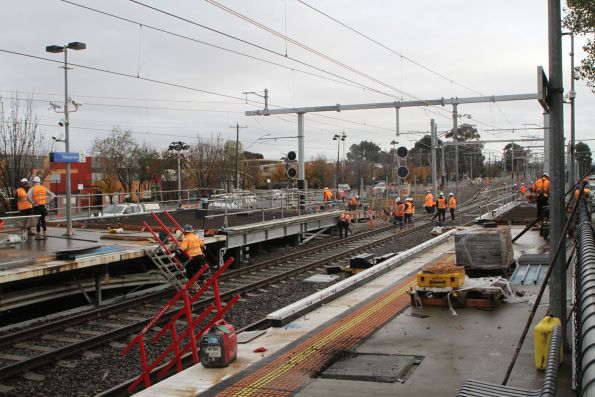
[49,152,83,163]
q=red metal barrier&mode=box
[122,256,239,392]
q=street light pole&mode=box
[46,41,86,237]
[168,141,189,208]
[563,32,577,187]
[333,132,346,195]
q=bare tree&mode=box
[186,136,226,190]
[91,127,139,195]
[0,95,49,210]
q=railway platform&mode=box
[136,221,573,397]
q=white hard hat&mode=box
[449,192,454,196]
[396,197,401,202]
[33,176,41,183]
[20,178,28,183]
[542,173,549,178]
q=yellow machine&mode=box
[534,314,562,369]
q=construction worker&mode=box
[323,187,333,202]
[16,178,34,236]
[535,173,550,218]
[348,195,358,211]
[178,224,207,279]
[519,183,526,197]
[448,193,457,221]
[393,197,405,229]
[433,192,447,223]
[404,197,415,226]
[27,176,55,239]
[529,180,536,192]
[575,182,592,201]
[338,211,352,239]
[424,190,435,214]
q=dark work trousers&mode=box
[32,205,47,232]
[185,254,206,280]
[393,215,404,229]
[404,213,413,225]
[450,208,455,221]
[437,208,446,222]
[424,206,434,214]
[536,195,549,219]
[338,221,349,239]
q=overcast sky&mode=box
[2,0,593,162]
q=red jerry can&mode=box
[199,320,238,368]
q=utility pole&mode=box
[230,123,247,190]
[511,142,515,182]
[452,104,459,195]
[564,32,577,188]
[548,0,566,342]
[430,119,437,196]
[441,142,445,189]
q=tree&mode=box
[445,124,483,178]
[576,141,593,177]
[91,128,139,195]
[503,143,529,178]
[564,0,595,92]
[0,95,49,210]
[186,136,226,190]
[135,144,163,193]
[347,141,381,184]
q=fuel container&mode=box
[534,315,562,369]
[199,320,237,368]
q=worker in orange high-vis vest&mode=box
[16,178,34,236]
[27,176,55,239]
[424,191,435,214]
[393,197,405,229]
[433,192,447,223]
[535,173,550,218]
[178,224,207,279]
[448,193,457,221]
[323,187,333,202]
[338,211,352,239]
[404,197,415,226]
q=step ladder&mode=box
[143,211,199,291]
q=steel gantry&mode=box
[245,91,544,194]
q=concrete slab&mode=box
[320,352,416,383]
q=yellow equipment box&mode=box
[416,270,465,289]
[416,256,465,289]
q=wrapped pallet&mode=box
[455,225,513,271]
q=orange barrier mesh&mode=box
[216,275,417,397]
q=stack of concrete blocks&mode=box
[454,225,514,272]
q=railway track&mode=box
[0,185,511,386]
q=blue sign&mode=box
[50,152,81,163]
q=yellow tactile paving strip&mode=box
[216,274,417,397]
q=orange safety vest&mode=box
[348,197,357,207]
[323,189,333,201]
[436,197,447,209]
[449,197,457,209]
[536,177,550,195]
[520,185,526,194]
[179,233,204,258]
[424,194,434,207]
[31,185,48,206]
[16,187,32,211]
[394,203,405,217]
[404,202,414,214]
[339,213,351,222]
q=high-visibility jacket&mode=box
[520,185,526,194]
[16,187,32,211]
[536,177,550,196]
[394,202,405,217]
[449,197,457,209]
[323,188,333,201]
[348,197,357,207]
[576,188,592,200]
[179,233,204,258]
[30,185,48,206]
[404,202,414,214]
[436,197,447,209]
[424,193,434,207]
[339,213,351,222]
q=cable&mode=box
[0,48,260,104]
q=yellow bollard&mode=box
[534,314,562,369]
